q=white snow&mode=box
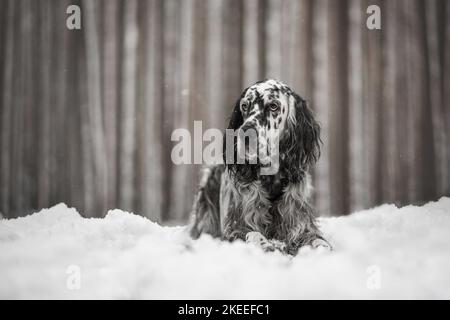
[1,198,450,299]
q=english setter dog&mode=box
[189,79,331,255]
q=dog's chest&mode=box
[260,174,288,202]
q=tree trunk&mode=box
[169,0,194,221]
[37,0,52,211]
[242,0,264,87]
[311,0,331,216]
[1,1,16,217]
[348,0,365,212]
[137,0,164,222]
[327,0,349,216]
[118,0,138,212]
[102,0,119,210]
[206,0,225,128]
[425,0,448,197]
[265,0,282,79]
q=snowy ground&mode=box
[1,198,450,299]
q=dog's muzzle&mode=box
[237,123,259,162]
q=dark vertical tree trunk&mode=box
[327,0,349,216]
[394,2,409,206]
[363,0,383,207]
[83,0,108,216]
[66,0,85,214]
[0,0,15,217]
[53,0,69,210]
[190,0,208,184]
[425,0,448,198]
[444,1,450,195]
[402,0,426,204]
[312,0,331,216]
[102,0,120,210]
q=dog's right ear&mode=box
[226,98,244,130]
[223,98,243,168]
[222,89,258,181]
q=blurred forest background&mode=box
[0,0,449,222]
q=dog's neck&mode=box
[259,172,289,202]
[228,155,308,201]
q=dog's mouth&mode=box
[238,137,276,165]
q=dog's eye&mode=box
[241,102,249,112]
[268,102,279,112]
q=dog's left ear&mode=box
[285,93,321,169]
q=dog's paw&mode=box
[310,238,333,251]
[245,232,275,252]
[270,239,287,252]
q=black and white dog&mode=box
[189,79,331,255]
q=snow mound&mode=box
[1,199,450,299]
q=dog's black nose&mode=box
[240,123,255,133]
[237,123,258,160]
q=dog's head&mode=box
[224,79,320,181]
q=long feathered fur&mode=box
[189,79,329,255]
